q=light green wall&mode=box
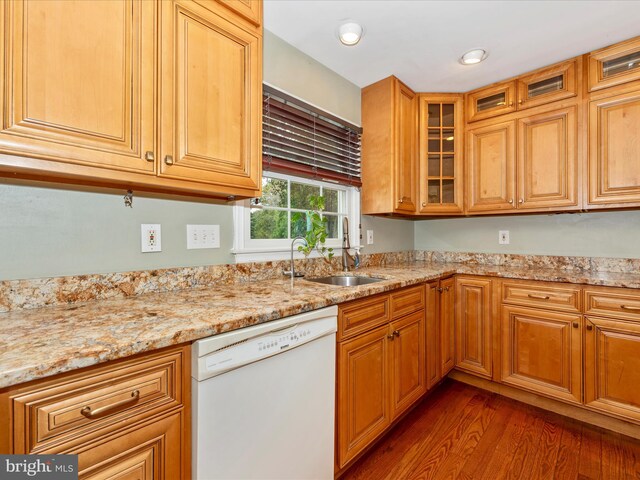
[414,211,640,259]
[0,32,410,281]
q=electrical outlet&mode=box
[187,224,220,249]
[366,230,374,245]
[499,230,510,245]
[141,224,161,252]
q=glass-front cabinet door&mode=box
[466,81,517,122]
[589,36,640,92]
[418,94,464,214]
[516,59,578,109]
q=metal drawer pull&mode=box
[621,305,640,311]
[527,294,550,300]
[81,390,140,419]
[144,151,155,162]
[164,155,174,165]
[393,330,400,337]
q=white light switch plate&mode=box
[187,224,220,249]
[366,230,374,245]
[141,224,161,252]
[499,230,510,245]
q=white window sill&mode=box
[231,246,361,264]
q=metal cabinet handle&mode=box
[398,199,404,204]
[422,202,427,207]
[509,101,514,107]
[387,334,395,340]
[572,322,579,329]
[164,155,174,165]
[621,305,640,312]
[437,287,444,293]
[393,330,400,337]
[144,151,155,162]
[518,99,524,105]
[527,294,550,300]
[508,199,514,204]
[81,390,140,419]
[519,198,524,204]
[586,324,593,331]
[444,286,450,292]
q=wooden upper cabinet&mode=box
[466,121,516,212]
[466,82,517,123]
[585,316,640,423]
[418,94,464,215]
[361,76,418,215]
[455,277,493,378]
[517,106,579,209]
[516,60,578,110]
[159,0,261,195]
[588,88,640,207]
[589,36,640,92]
[501,305,582,405]
[214,0,262,27]
[0,0,155,173]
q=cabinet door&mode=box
[585,316,640,423]
[588,89,640,207]
[516,60,578,110]
[0,0,155,173]
[466,81,517,122]
[214,0,262,26]
[337,326,390,468]
[77,412,185,480]
[394,81,418,213]
[440,277,456,377]
[159,0,261,194]
[517,106,579,210]
[418,95,464,215]
[466,121,517,213]
[425,282,441,389]
[502,306,582,404]
[455,277,493,378]
[389,311,426,419]
[589,36,640,92]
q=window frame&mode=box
[233,172,361,263]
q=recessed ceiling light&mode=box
[459,49,488,65]
[337,22,363,46]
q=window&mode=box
[233,172,360,262]
[233,86,362,263]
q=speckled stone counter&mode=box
[2,257,640,390]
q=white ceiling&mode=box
[264,1,640,92]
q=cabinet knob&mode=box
[437,287,444,293]
[444,286,450,292]
[508,198,514,204]
[164,155,174,165]
[387,334,395,340]
[398,198,404,204]
[586,324,593,331]
[509,101,514,107]
[518,99,524,105]
[393,330,400,337]
[572,322,579,329]
[422,202,427,207]
[519,198,524,204]
[144,151,155,162]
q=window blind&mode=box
[262,86,362,187]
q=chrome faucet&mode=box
[342,217,360,272]
[283,236,307,279]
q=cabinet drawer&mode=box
[502,281,581,312]
[390,285,425,319]
[339,295,390,341]
[584,287,640,321]
[9,347,186,453]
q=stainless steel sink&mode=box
[305,275,386,287]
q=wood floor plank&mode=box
[340,381,640,480]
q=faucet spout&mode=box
[283,236,307,279]
[342,218,360,272]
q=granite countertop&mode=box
[2,260,640,390]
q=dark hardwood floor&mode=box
[341,380,640,480]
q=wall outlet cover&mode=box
[187,224,220,249]
[141,224,161,253]
[366,230,374,245]
[499,230,510,245]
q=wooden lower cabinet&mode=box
[455,277,493,378]
[0,345,190,479]
[336,286,426,470]
[501,305,582,404]
[585,316,640,422]
[389,311,426,419]
[337,325,390,468]
[440,277,456,377]
[425,281,441,389]
[77,411,184,479]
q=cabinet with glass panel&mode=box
[418,95,464,214]
[589,36,640,92]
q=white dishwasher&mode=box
[192,306,337,480]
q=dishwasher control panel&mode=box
[202,316,336,378]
